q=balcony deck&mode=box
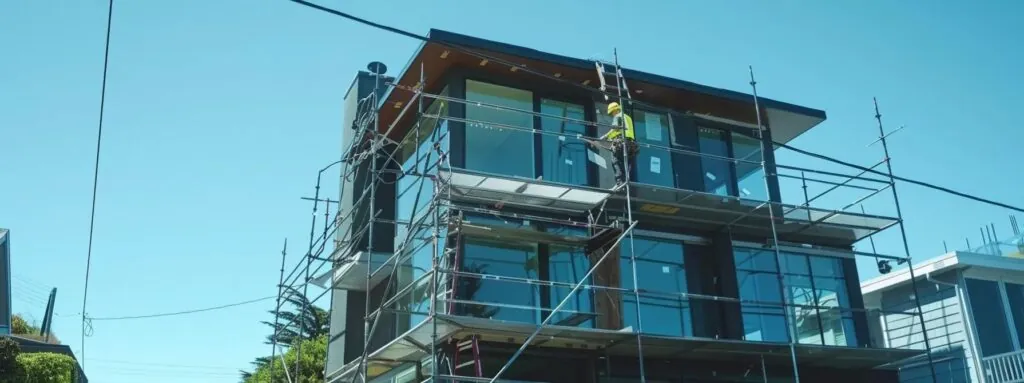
[327,314,924,382]
[437,168,898,247]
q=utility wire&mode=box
[288,0,1024,217]
[82,0,114,367]
[87,296,274,321]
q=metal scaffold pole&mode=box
[358,61,387,383]
[270,238,287,382]
[612,48,647,383]
[748,66,799,382]
[872,98,938,383]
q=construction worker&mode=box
[599,102,638,185]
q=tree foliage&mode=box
[10,315,34,335]
[242,288,329,381]
[243,335,326,383]
[259,287,329,347]
[0,338,22,383]
[17,352,76,383]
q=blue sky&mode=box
[2,1,1022,382]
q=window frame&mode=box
[733,247,858,346]
[454,218,597,326]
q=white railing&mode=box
[984,349,1024,383]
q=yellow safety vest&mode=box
[607,113,635,140]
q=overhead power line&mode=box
[88,296,274,321]
[773,141,1024,215]
[288,0,1024,216]
[82,0,115,368]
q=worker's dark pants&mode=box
[611,138,639,184]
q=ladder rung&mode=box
[456,361,476,370]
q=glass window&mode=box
[460,237,541,324]
[966,278,1014,356]
[464,80,534,178]
[621,237,691,337]
[549,245,594,327]
[540,99,588,186]
[731,132,767,201]
[735,248,788,342]
[735,248,856,345]
[698,127,733,196]
[634,110,675,188]
[395,89,450,249]
[1005,283,1024,350]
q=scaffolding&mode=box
[269,55,940,383]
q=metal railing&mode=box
[984,349,1024,383]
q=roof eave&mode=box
[425,28,827,122]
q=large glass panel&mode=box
[540,99,588,186]
[396,89,450,248]
[781,253,821,345]
[807,256,855,346]
[731,132,767,201]
[634,110,675,188]
[1005,283,1024,350]
[698,126,733,196]
[967,278,1014,356]
[735,248,787,342]
[394,92,450,332]
[621,237,691,337]
[465,80,534,178]
[549,245,594,327]
[736,248,857,346]
[461,237,541,324]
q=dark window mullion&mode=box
[533,94,543,179]
[538,242,551,323]
[802,255,827,345]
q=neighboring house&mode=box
[317,29,925,382]
[862,234,1024,383]
[1,229,11,336]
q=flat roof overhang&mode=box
[861,250,1024,299]
[378,29,826,144]
[326,314,924,382]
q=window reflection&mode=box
[540,100,588,186]
[634,111,675,188]
[461,237,541,324]
[698,127,732,196]
[735,248,856,345]
[621,237,691,337]
[549,245,594,327]
[465,80,535,178]
[731,132,766,201]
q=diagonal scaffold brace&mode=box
[488,220,638,383]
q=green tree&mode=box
[242,288,329,381]
[0,338,24,383]
[260,287,329,346]
[10,314,34,335]
[17,353,77,383]
[243,335,326,383]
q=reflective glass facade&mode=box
[465,80,534,178]
[394,88,450,332]
[734,248,857,346]
[621,237,691,337]
[540,99,588,186]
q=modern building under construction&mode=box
[315,29,933,383]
